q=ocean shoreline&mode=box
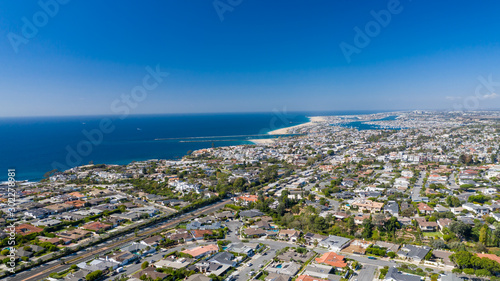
[5,112,389,181]
[249,116,328,145]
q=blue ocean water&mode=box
[336,115,400,130]
[0,111,387,181]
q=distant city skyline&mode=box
[1,1,500,117]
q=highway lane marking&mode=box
[18,200,230,281]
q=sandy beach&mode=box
[268,116,327,135]
[250,116,328,144]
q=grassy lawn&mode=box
[422,232,443,238]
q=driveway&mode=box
[236,249,274,281]
[354,264,376,281]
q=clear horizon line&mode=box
[0,108,487,119]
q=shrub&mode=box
[379,267,389,279]
[463,268,475,275]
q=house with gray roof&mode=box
[302,264,337,280]
[267,261,300,276]
[121,242,155,255]
[32,218,62,227]
[64,268,92,281]
[264,273,290,281]
[384,201,399,217]
[463,203,490,216]
[385,266,421,281]
[375,241,400,253]
[318,235,351,252]
[77,258,120,271]
[209,252,237,267]
[239,209,264,218]
[226,242,260,256]
[185,274,212,281]
[397,245,430,262]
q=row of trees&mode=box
[451,251,500,277]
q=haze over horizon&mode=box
[1,0,500,117]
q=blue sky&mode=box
[1,0,500,116]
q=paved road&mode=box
[236,251,272,281]
[225,220,244,242]
[247,238,447,275]
[9,199,232,281]
[411,173,425,202]
[308,181,340,211]
[448,172,459,189]
[111,247,176,280]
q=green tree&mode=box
[347,216,356,235]
[260,165,278,183]
[401,207,415,217]
[450,251,473,269]
[362,218,373,239]
[463,268,475,275]
[232,177,246,189]
[86,270,103,281]
[468,194,490,204]
[480,225,489,245]
[446,196,461,207]
[425,250,433,260]
[430,239,446,249]
[449,221,472,240]
[384,216,400,235]
[319,197,328,206]
[476,269,492,277]
[142,261,149,269]
[459,154,473,164]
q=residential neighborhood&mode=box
[4,111,500,281]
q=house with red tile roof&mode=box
[15,224,43,236]
[181,244,218,259]
[68,192,86,199]
[45,203,74,213]
[315,252,347,268]
[82,221,112,232]
[65,200,87,208]
[417,202,434,215]
[190,229,213,240]
[477,253,500,264]
[234,194,259,205]
[296,275,328,281]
